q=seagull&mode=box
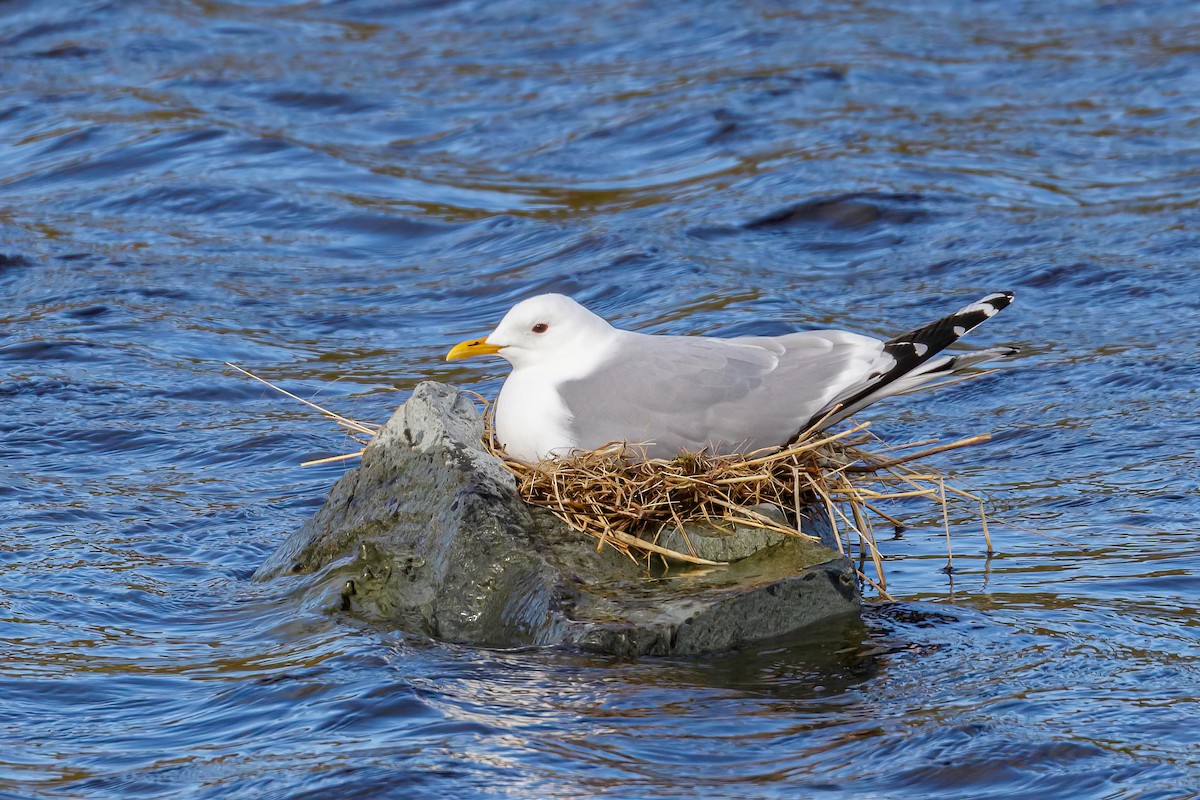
[446,292,1017,463]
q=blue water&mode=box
[3,0,1199,797]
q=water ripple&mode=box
[2,0,1199,797]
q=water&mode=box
[3,0,1199,797]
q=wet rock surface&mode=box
[256,382,862,656]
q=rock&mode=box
[256,382,861,656]
[657,504,841,563]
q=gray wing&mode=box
[556,329,885,457]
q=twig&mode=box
[301,451,365,467]
[226,362,378,436]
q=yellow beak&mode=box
[446,337,503,361]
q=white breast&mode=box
[494,367,578,462]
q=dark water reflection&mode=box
[3,0,1200,797]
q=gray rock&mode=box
[657,503,841,563]
[256,381,861,655]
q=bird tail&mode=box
[810,292,1017,429]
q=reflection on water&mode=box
[3,0,1199,797]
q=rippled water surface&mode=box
[3,1,1199,797]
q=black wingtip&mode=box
[796,292,1019,434]
[832,292,1016,416]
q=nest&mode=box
[487,419,993,598]
[230,363,995,599]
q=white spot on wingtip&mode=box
[953,325,966,337]
[960,298,1002,317]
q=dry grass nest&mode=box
[231,364,997,599]
[487,419,995,599]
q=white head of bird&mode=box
[446,293,613,369]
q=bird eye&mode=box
[531,323,549,334]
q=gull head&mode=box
[446,293,613,369]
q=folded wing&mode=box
[556,329,884,457]
[556,292,1015,458]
